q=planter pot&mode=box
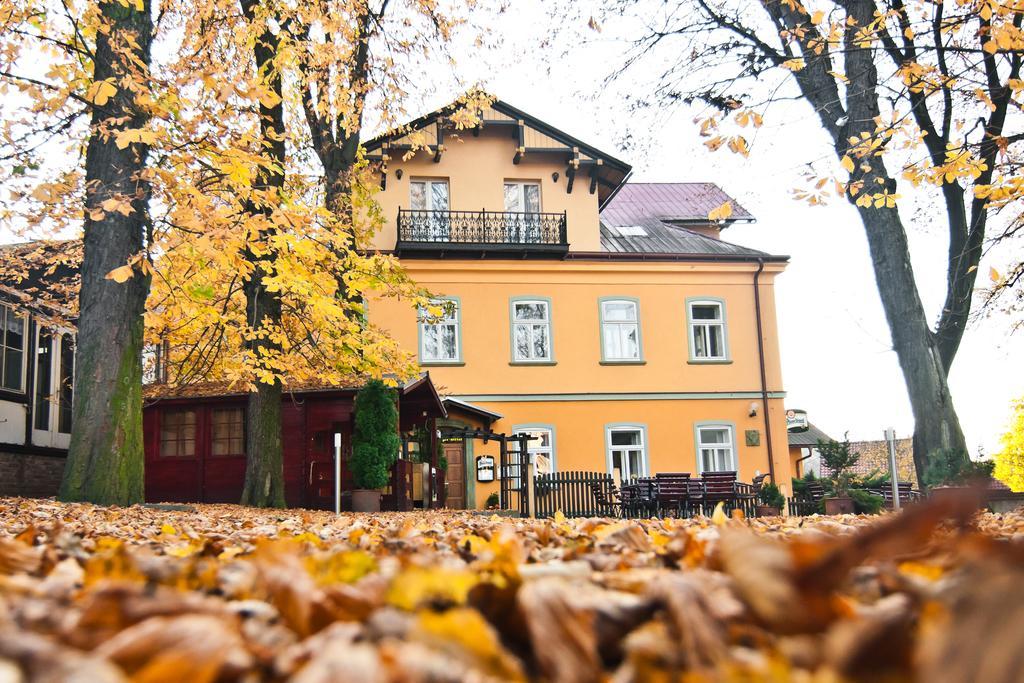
[351,489,381,513]
[756,505,782,518]
[824,496,855,515]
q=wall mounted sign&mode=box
[745,429,761,447]
[476,455,495,482]
[786,409,809,433]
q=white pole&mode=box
[334,432,342,515]
[884,428,900,510]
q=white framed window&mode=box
[409,179,449,211]
[696,423,736,473]
[606,425,647,482]
[503,181,541,213]
[1,303,26,392]
[513,426,555,476]
[687,299,728,361]
[600,298,641,362]
[418,298,460,364]
[511,298,552,363]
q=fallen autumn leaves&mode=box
[0,496,1022,682]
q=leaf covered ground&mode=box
[0,497,1022,682]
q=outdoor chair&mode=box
[635,477,660,517]
[686,478,706,516]
[655,472,691,517]
[702,471,739,513]
[589,481,621,518]
[735,472,768,517]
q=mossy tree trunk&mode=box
[238,0,286,508]
[59,0,153,506]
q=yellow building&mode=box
[365,98,791,509]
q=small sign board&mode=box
[786,409,809,433]
[476,455,495,482]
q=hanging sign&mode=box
[476,455,495,482]
[786,409,809,433]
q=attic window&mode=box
[611,225,647,237]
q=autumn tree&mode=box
[1,0,156,504]
[138,0,485,506]
[569,0,1024,482]
[994,398,1024,491]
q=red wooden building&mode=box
[142,375,446,510]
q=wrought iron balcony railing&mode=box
[396,209,568,254]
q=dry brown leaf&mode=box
[93,614,252,683]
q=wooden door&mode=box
[444,441,466,509]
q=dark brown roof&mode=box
[821,438,918,486]
[600,183,755,225]
[0,239,81,315]
[143,377,368,401]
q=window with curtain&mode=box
[601,299,640,361]
[503,181,541,213]
[419,299,460,363]
[514,427,554,476]
[0,304,26,392]
[160,410,197,457]
[512,300,551,362]
[696,424,736,473]
[688,300,727,360]
[211,407,245,456]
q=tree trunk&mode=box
[838,0,967,483]
[59,0,153,506]
[238,0,287,508]
[853,201,968,484]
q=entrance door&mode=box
[444,441,465,509]
[307,429,348,511]
[31,328,74,449]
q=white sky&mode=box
[438,1,1024,454]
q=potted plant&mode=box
[923,448,993,506]
[756,482,785,517]
[351,380,400,513]
[819,437,858,515]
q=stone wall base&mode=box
[0,451,65,499]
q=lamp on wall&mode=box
[748,402,759,417]
[551,172,559,182]
[395,169,404,179]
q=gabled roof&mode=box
[595,182,783,260]
[601,183,755,226]
[598,218,773,259]
[363,95,632,206]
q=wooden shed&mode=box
[142,375,446,510]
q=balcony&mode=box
[395,209,569,258]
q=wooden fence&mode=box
[533,471,617,518]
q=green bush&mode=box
[485,492,500,509]
[818,437,859,497]
[759,482,785,509]
[351,380,400,490]
[849,488,884,514]
[922,448,994,489]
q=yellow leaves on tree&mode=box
[994,398,1024,492]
